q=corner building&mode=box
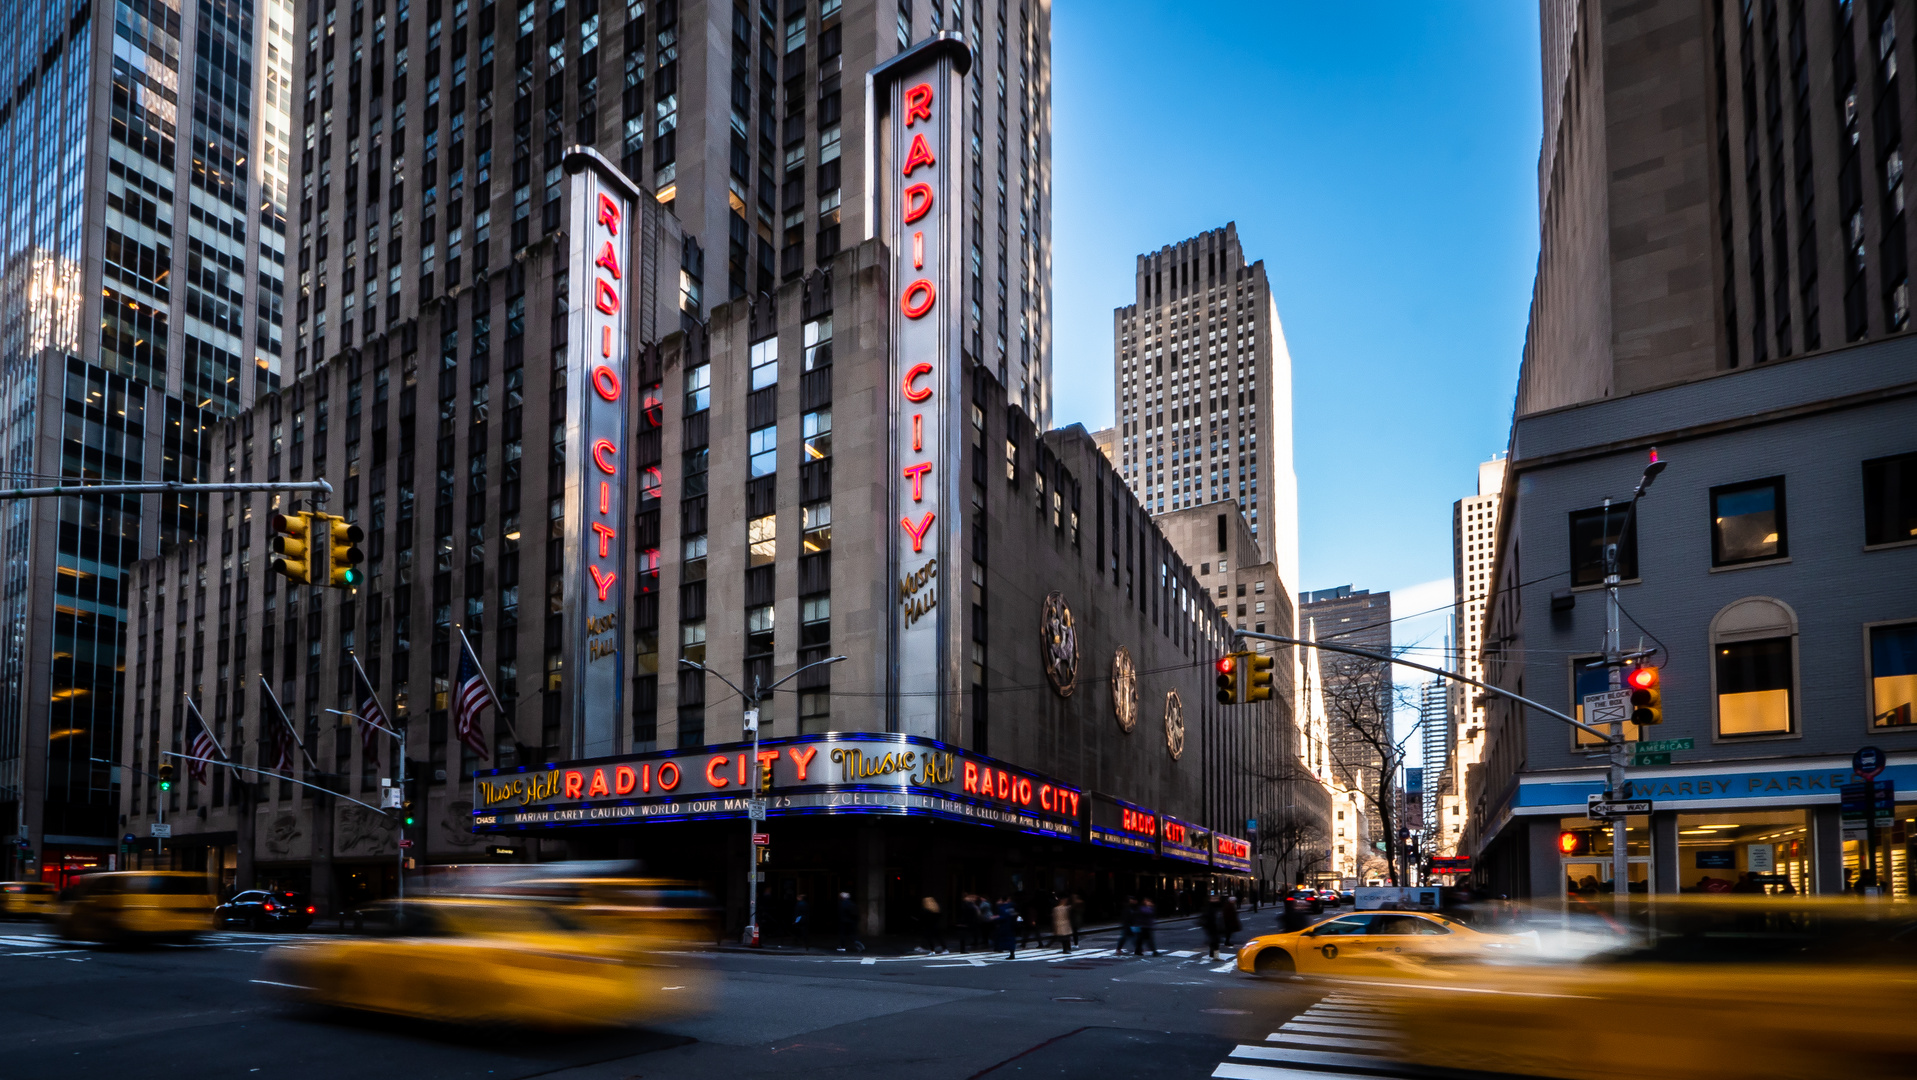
[113,9,1290,931]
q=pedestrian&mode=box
[1135,897,1160,956]
[1052,895,1074,954]
[1114,896,1137,955]
[994,896,1019,959]
[917,895,947,954]
[1222,894,1242,949]
[793,893,810,950]
[837,890,864,953]
[1201,895,1223,960]
[1021,898,1044,950]
[953,893,978,952]
[1068,893,1084,948]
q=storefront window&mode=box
[1676,809,1808,895]
[1843,803,1915,898]
[1559,815,1650,900]
[1869,622,1917,727]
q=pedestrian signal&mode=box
[1557,830,1589,856]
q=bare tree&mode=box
[1257,812,1330,892]
[1319,650,1419,886]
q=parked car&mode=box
[0,880,56,919]
[216,890,315,931]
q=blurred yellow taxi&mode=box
[1236,909,1526,976]
[258,897,709,1029]
[494,876,720,946]
[1380,898,1917,1080]
[1,880,56,919]
[59,871,215,943]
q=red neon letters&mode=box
[903,182,934,225]
[902,362,934,401]
[902,83,934,125]
[900,511,935,552]
[593,365,622,401]
[901,132,936,175]
[900,278,936,319]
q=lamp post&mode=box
[1601,451,1666,912]
[681,653,846,946]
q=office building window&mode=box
[748,514,776,567]
[749,336,778,390]
[1870,622,1917,727]
[685,361,711,413]
[748,425,777,477]
[1863,451,1917,546]
[681,621,707,663]
[803,315,833,370]
[682,447,708,496]
[1711,597,1798,737]
[1569,505,1637,587]
[802,502,831,552]
[1710,476,1787,566]
[802,408,831,460]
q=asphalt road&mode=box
[0,919,1363,1080]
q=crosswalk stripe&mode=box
[1264,1033,1387,1053]
[1278,1025,1393,1041]
[1229,1045,1403,1071]
[1297,1013,1394,1029]
[1212,1063,1372,1080]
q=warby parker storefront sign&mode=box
[471,732,1082,839]
[873,35,972,741]
[560,148,642,759]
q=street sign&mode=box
[1430,855,1471,875]
[1587,799,1652,819]
[751,833,770,846]
[398,839,414,849]
[1633,738,1694,754]
[746,801,767,822]
[486,846,518,857]
[1632,752,1671,766]
[1582,689,1632,727]
[1854,746,1886,780]
[1840,780,1895,834]
[149,823,171,838]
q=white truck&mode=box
[1353,886,1443,911]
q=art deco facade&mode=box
[0,0,297,882]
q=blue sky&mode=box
[1047,2,1544,698]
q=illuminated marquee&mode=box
[472,732,1081,839]
[874,35,971,739]
[1087,793,1160,855]
[1160,813,1213,867]
[561,148,641,758]
[1212,832,1252,874]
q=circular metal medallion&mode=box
[1111,646,1138,733]
[1164,689,1186,760]
[1040,591,1078,697]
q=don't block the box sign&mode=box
[561,147,644,759]
[869,34,973,741]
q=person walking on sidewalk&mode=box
[993,896,1019,959]
[1134,897,1161,956]
[1201,895,1224,960]
[1114,896,1138,955]
[792,893,810,950]
[1051,895,1075,954]
[953,893,978,952]
[917,895,946,954]
[836,891,864,953]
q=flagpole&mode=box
[457,624,527,751]
[347,650,407,903]
[184,693,230,761]
[260,675,322,776]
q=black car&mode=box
[216,890,314,931]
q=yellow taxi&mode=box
[1236,909,1525,976]
[1,880,57,919]
[59,871,215,943]
[258,897,710,1029]
[493,876,720,946]
[1381,897,1917,1080]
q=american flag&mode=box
[261,676,295,773]
[353,657,388,767]
[184,695,220,783]
[453,630,496,760]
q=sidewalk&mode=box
[703,911,1253,957]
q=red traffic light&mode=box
[1558,830,1586,856]
[1216,656,1236,675]
[1627,666,1659,691]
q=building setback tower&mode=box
[0,0,294,879]
[1110,225,1296,586]
[1442,455,1502,853]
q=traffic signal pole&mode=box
[1603,495,1631,914]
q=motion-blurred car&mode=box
[1382,898,1917,1080]
[1283,888,1323,916]
[59,871,215,943]
[1237,909,1525,976]
[258,897,709,1028]
[217,890,315,931]
[490,875,720,946]
[0,880,56,919]
[1317,889,1341,905]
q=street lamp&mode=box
[680,653,846,946]
[1600,449,1667,912]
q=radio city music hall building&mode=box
[111,26,1303,930]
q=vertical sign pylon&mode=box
[871,34,974,740]
[562,147,642,759]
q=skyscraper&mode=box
[1443,455,1502,852]
[1109,224,1296,584]
[1298,585,1392,794]
[0,0,293,879]
[1418,673,1445,849]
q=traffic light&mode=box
[321,513,365,589]
[1627,665,1662,725]
[757,759,774,794]
[1245,652,1275,702]
[401,775,420,827]
[157,763,175,792]
[269,512,315,584]
[1557,830,1589,856]
[1215,654,1242,705]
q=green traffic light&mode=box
[404,814,415,826]
[159,781,171,791]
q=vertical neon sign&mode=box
[562,148,642,758]
[871,35,972,740]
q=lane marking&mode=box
[1212,1063,1373,1080]
[248,979,311,990]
